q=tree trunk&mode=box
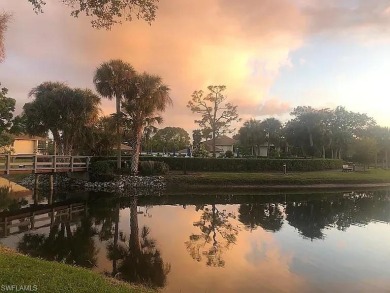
[267,138,270,158]
[130,196,140,252]
[308,131,314,147]
[116,96,121,169]
[386,150,389,169]
[322,146,325,159]
[112,202,120,276]
[130,125,143,175]
[331,149,334,159]
[212,130,216,158]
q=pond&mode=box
[1,188,390,292]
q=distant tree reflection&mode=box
[238,203,284,232]
[17,218,98,268]
[107,196,170,289]
[185,204,239,267]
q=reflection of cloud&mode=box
[245,240,267,265]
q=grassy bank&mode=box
[0,246,153,293]
[165,169,390,189]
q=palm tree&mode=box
[260,118,282,157]
[122,73,171,174]
[93,60,136,169]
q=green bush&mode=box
[139,157,343,172]
[89,160,116,182]
[139,161,169,176]
[225,150,234,158]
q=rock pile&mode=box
[17,174,166,194]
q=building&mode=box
[200,135,237,155]
[11,135,48,155]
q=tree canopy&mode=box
[122,72,171,173]
[24,82,100,155]
[187,85,240,157]
[151,127,190,153]
[27,0,159,29]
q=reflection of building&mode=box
[200,135,237,155]
[12,135,48,155]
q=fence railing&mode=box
[0,155,90,174]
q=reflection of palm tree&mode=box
[17,218,98,268]
[185,204,239,267]
[238,203,284,232]
[107,196,170,288]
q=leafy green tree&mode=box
[93,60,136,168]
[122,72,171,174]
[187,85,240,157]
[27,0,159,29]
[352,138,378,170]
[151,127,190,153]
[0,84,16,152]
[192,129,202,148]
[237,119,264,156]
[24,82,100,155]
[192,144,209,158]
[260,118,282,157]
[77,116,117,156]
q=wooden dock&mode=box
[0,155,90,174]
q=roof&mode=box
[202,135,237,146]
[14,135,48,141]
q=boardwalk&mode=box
[0,201,86,238]
[0,155,90,175]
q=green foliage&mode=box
[89,160,116,182]
[0,85,15,133]
[225,150,234,158]
[24,82,100,155]
[139,161,170,176]
[0,13,11,62]
[187,85,241,157]
[352,138,378,167]
[151,126,190,152]
[27,0,159,29]
[192,145,209,158]
[139,157,343,172]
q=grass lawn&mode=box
[0,246,153,293]
[165,169,390,186]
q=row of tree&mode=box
[234,106,389,166]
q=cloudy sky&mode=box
[2,0,390,135]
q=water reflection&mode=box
[107,196,171,288]
[186,204,239,267]
[239,202,284,232]
[1,189,390,292]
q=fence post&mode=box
[53,155,56,173]
[86,157,90,171]
[71,156,74,172]
[34,155,38,173]
[6,154,10,175]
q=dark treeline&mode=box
[235,106,390,167]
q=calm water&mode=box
[1,189,390,292]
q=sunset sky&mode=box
[2,0,390,135]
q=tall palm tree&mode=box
[93,60,136,169]
[260,118,282,157]
[122,73,171,174]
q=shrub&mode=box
[139,157,343,172]
[225,150,234,158]
[89,160,116,182]
[139,161,170,176]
